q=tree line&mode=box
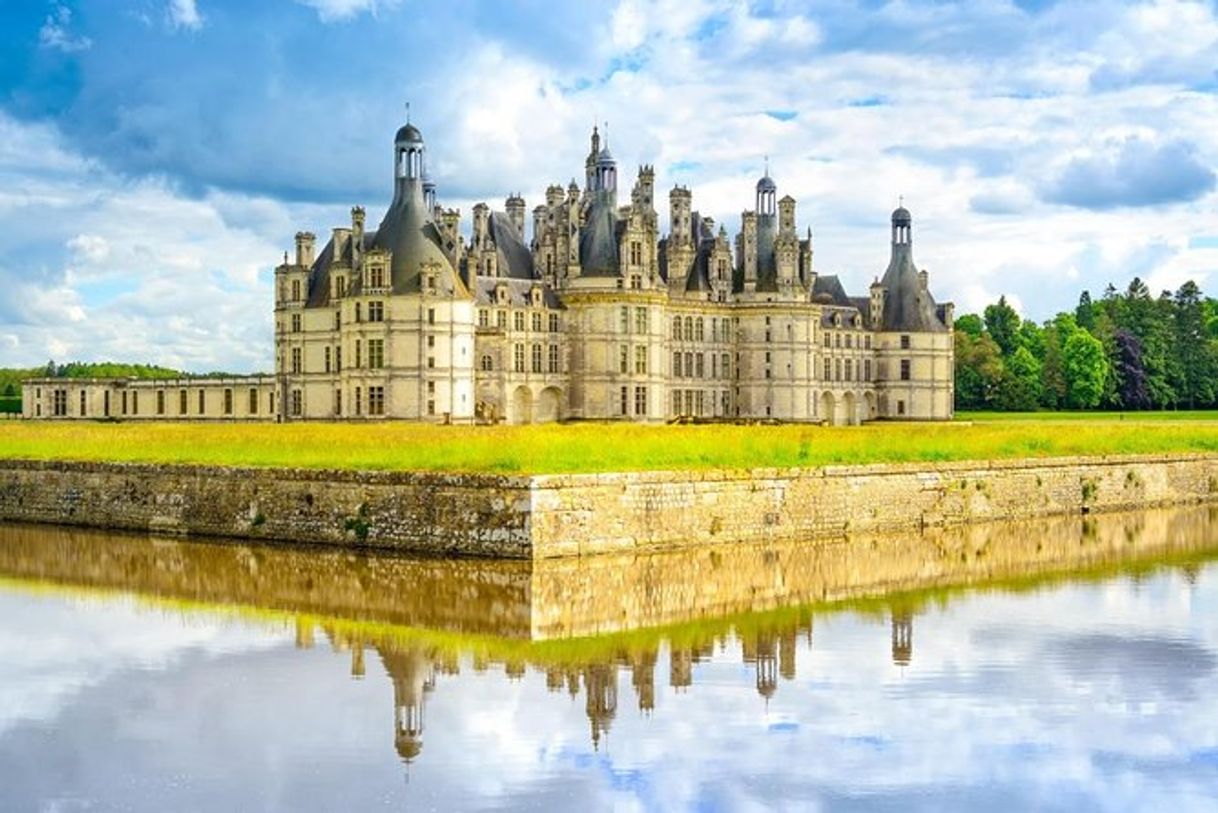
[955,278,1218,411]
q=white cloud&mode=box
[295,0,396,22]
[38,5,92,53]
[166,0,204,30]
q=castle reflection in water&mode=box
[310,608,915,759]
[1,503,1215,765]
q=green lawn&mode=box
[1,415,1217,474]
[958,410,1218,422]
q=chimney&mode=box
[295,232,316,267]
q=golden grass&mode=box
[1,415,1217,474]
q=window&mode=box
[427,308,436,325]
[684,352,694,379]
[532,312,542,332]
[224,389,233,415]
[900,334,911,350]
[823,332,831,348]
[619,345,629,374]
[153,390,163,416]
[291,347,302,374]
[835,359,842,381]
[673,317,682,341]
[81,390,88,416]
[823,358,831,380]
[354,340,361,368]
[634,386,647,416]
[334,389,342,415]
[515,311,526,331]
[481,354,494,372]
[548,344,560,373]
[121,391,127,415]
[369,301,384,322]
[427,356,435,369]
[722,353,730,379]
[179,389,188,415]
[865,335,872,350]
[355,303,362,323]
[52,389,67,417]
[673,351,682,377]
[198,390,205,414]
[335,346,342,371]
[426,275,436,293]
[355,387,361,416]
[620,386,629,416]
[695,318,704,341]
[835,333,841,348]
[514,344,525,373]
[291,279,301,301]
[695,353,704,378]
[672,390,682,416]
[635,307,647,333]
[368,386,384,416]
[620,307,629,333]
[291,313,301,333]
[103,391,110,417]
[497,310,508,329]
[684,316,693,339]
[630,241,642,265]
[635,345,647,375]
[368,339,384,369]
[846,334,852,349]
[478,309,489,328]
[291,389,302,416]
[336,276,347,297]
[845,360,853,382]
[249,388,259,414]
[900,359,911,381]
[532,343,543,373]
[549,313,559,333]
[897,399,906,416]
[324,346,332,373]
[369,265,385,288]
[864,359,872,381]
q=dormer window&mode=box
[426,274,436,293]
[368,265,385,289]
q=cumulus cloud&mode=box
[166,0,204,30]
[1041,137,1216,210]
[295,0,396,22]
[38,5,92,53]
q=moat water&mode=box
[1,507,1217,812]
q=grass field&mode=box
[1,413,1217,474]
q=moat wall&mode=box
[0,454,1216,558]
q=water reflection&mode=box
[0,507,1216,810]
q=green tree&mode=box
[996,346,1043,411]
[1173,281,1215,408]
[1075,290,1096,331]
[1062,330,1107,409]
[983,296,1021,356]
[954,313,984,338]
[954,331,1005,409]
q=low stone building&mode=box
[24,116,954,425]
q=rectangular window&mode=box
[81,390,88,416]
[249,388,258,414]
[355,303,362,323]
[427,356,435,369]
[673,351,682,377]
[634,386,647,416]
[291,313,301,333]
[291,347,302,374]
[845,360,853,382]
[198,390,205,414]
[369,266,384,288]
[291,280,301,301]
[478,309,489,328]
[52,389,67,417]
[619,306,629,333]
[497,310,508,329]
[121,391,127,415]
[291,389,302,416]
[548,344,560,373]
[900,359,911,381]
[630,241,641,265]
[324,346,332,373]
[672,390,682,416]
[532,343,543,373]
[695,318,704,342]
[846,334,852,349]
[835,359,842,381]
[354,340,361,368]
[635,307,647,334]
[156,390,165,415]
[334,388,342,416]
[179,389,187,415]
[369,301,384,322]
[865,335,872,349]
[722,353,730,379]
[104,391,110,417]
[695,353,704,378]
[427,308,436,325]
[865,360,872,381]
[131,392,138,416]
[514,344,525,373]
[620,386,629,416]
[532,312,542,332]
[635,345,647,375]
[548,313,559,333]
[898,399,906,416]
[355,387,361,416]
[224,389,233,415]
[823,333,831,348]
[685,352,693,379]
[335,346,342,371]
[619,345,629,374]
[368,385,384,416]
[427,335,434,348]
[900,334,911,350]
[368,339,384,369]
[515,311,526,331]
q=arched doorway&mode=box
[843,391,857,426]
[820,392,836,426]
[511,386,533,425]
[864,391,877,422]
[536,387,562,423]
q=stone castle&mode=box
[24,116,954,424]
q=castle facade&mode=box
[24,117,954,425]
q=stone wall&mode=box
[0,460,532,557]
[0,454,1215,558]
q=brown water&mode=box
[1,507,1217,811]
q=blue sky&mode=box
[1,0,1217,372]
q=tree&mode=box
[954,313,984,338]
[1111,329,1150,409]
[996,346,1043,411]
[1062,330,1107,409]
[954,331,1004,409]
[1016,320,1045,360]
[1075,290,1096,331]
[983,296,1020,356]
[1174,281,1215,408]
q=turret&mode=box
[294,231,316,267]
[669,186,692,247]
[505,193,526,240]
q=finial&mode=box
[603,121,609,147]
[764,155,770,176]
[405,101,410,124]
[898,194,904,208]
